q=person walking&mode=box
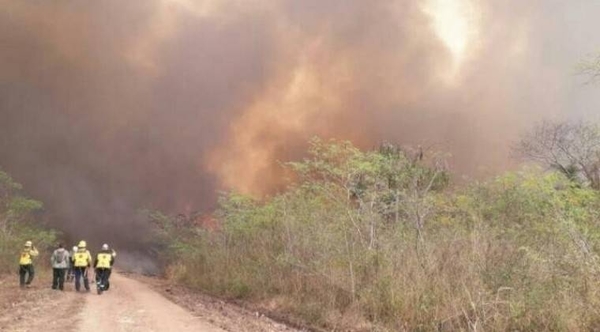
[94,243,115,294]
[50,243,70,290]
[18,241,39,288]
[66,246,77,282]
[72,240,92,292]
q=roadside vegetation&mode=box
[153,130,600,331]
[0,169,57,274]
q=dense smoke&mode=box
[0,0,599,250]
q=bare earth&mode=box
[132,274,306,332]
[0,272,84,332]
[76,272,226,332]
[0,272,302,332]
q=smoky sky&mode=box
[1,0,599,248]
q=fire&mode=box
[204,1,485,195]
[206,40,354,194]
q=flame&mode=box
[206,40,354,194]
[205,1,484,194]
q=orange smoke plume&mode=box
[0,0,595,245]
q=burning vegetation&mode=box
[1,1,600,329]
[2,0,597,247]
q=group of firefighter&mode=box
[18,240,116,294]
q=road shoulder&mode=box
[129,273,305,332]
[0,272,85,332]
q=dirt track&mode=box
[0,272,83,332]
[0,272,302,332]
[76,272,225,332]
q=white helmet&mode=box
[102,243,109,250]
[72,246,78,252]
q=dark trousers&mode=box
[106,269,112,290]
[95,268,111,290]
[74,267,90,291]
[52,268,67,290]
[66,265,74,282]
[19,264,34,286]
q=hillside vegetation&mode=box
[0,170,56,274]
[155,138,600,331]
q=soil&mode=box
[0,271,304,332]
[0,271,84,332]
[130,273,308,332]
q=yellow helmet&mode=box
[78,240,87,248]
[24,241,32,247]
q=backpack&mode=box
[55,249,66,264]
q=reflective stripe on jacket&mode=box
[73,250,92,267]
[19,248,39,265]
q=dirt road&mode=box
[76,272,225,332]
[0,272,301,332]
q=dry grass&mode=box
[155,144,600,331]
[165,175,600,331]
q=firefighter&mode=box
[18,241,39,288]
[94,243,115,294]
[66,246,77,282]
[72,240,92,292]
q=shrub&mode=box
[0,169,57,274]
[156,140,600,331]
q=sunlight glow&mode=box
[424,0,480,72]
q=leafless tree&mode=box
[514,121,600,189]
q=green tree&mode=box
[0,169,55,273]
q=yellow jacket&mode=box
[19,247,39,265]
[73,249,92,267]
[94,250,115,269]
